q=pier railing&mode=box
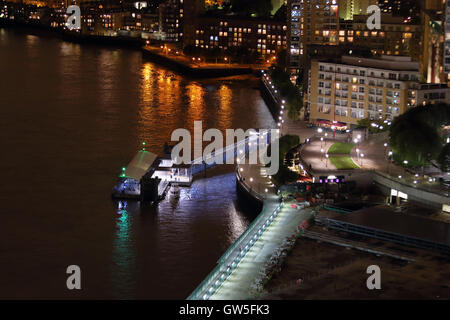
[187,194,282,300]
[189,136,257,176]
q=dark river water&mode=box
[0,28,275,299]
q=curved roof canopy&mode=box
[121,150,158,181]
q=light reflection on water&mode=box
[112,201,137,298]
[110,172,253,299]
[0,29,274,299]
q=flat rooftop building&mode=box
[318,206,450,254]
[308,55,441,128]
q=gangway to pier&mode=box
[189,131,271,176]
[113,131,273,200]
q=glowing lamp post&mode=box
[403,160,408,177]
[387,151,393,174]
[325,154,329,167]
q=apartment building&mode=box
[444,0,450,73]
[288,0,339,75]
[193,16,287,57]
[412,83,450,106]
[378,0,420,18]
[309,55,421,128]
[338,0,377,20]
[339,14,422,59]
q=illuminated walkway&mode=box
[209,203,312,300]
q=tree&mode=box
[438,144,450,172]
[389,103,450,166]
[357,117,389,133]
[272,165,299,186]
[268,135,300,186]
[269,66,303,119]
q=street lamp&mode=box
[356,148,360,160]
[387,151,393,174]
[403,160,408,177]
[321,148,324,160]
[325,154,329,167]
[360,153,364,166]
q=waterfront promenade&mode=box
[188,133,312,300]
[204,155,313,300]
[208,148,311,300]
[210,202,312,299]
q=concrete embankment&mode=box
[236,171,264,213]
[259,77,281,118]
[0,19,144,48]
[142,47,255,78]
[62,32,144,47]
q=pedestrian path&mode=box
[210,203,312,300]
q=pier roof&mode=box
[123,150,158,181]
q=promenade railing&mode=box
[187,180,282,300]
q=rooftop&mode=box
[318,55,419,72]
[327,206,450,246]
